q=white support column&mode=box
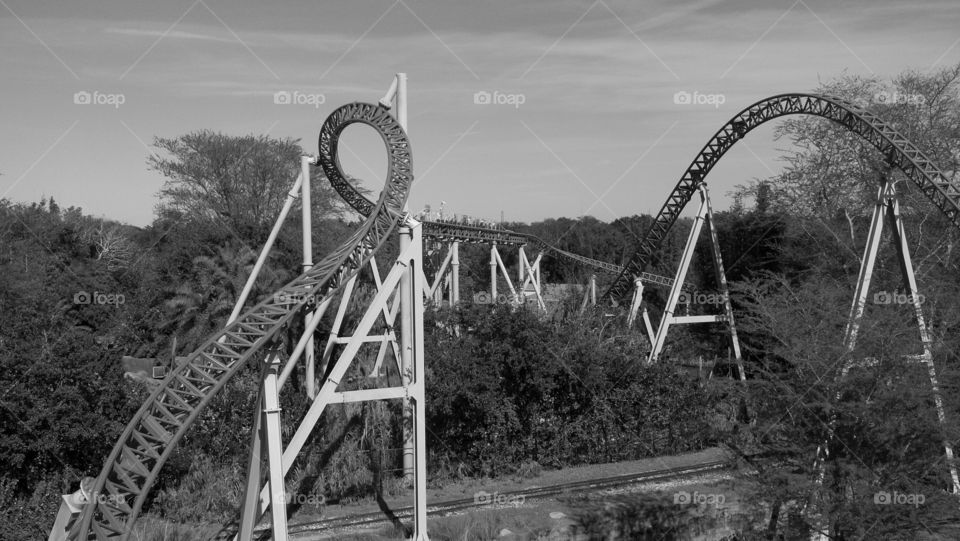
[394,72,416,484]
[580,279,591,314]
[518,246,526,290]
[237,377,265,540]
[427,244,454,305]
[641,305,656,346]
[492,246,519,304]
[451,241,460,305]
[490,242,498,301]
[302,156,317,399]
[399,220,415,482]
[262,352,288,541]
[627,278,644,328]
[409,224,429,541]
[626,278,656,344]
[590,274,597,306]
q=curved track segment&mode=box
[70,102,412,540]
[318,152,673,284]
[604,93,960,302]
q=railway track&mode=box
[282,457,733,537]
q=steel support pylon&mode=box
[809,178,960,539]
[234,218,429,541]
[626,278,656,345]
[424,240,460,308]
[487,242,521,306]
[647,184,744,379]
[518,247,545,311]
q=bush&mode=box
[425,304,724,479]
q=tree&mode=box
[160,242,278,352]
[149,131,349,248]
[722,64,960,538]
[78,222,135,271]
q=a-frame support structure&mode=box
[234,218,429,541]
[423,241,460,307]
[809,178,960,539]
[647,184,744,380]
[518,247,545,310]
[484,243,545,309]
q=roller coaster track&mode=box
[422,221,680,288]
[69,102,413,540]
[322,152,678,288]
[605,93,960,302]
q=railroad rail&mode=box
[282,457,733,537]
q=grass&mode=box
[128,518,222,541]
[301,506,559,540]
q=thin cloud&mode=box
[105,27,238,44]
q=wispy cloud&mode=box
[105,27,237,44]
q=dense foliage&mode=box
[425,304,720,478]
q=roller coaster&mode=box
[49,75,960,540]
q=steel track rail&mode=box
[422,220,682,288]
[70,102,413,540]
[320,157,680,289]
[282,458,732,536]
[604,93,960,302]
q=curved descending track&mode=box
[70,102,412,540]
[605,93,960,302]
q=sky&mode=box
[1,0,959,227]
